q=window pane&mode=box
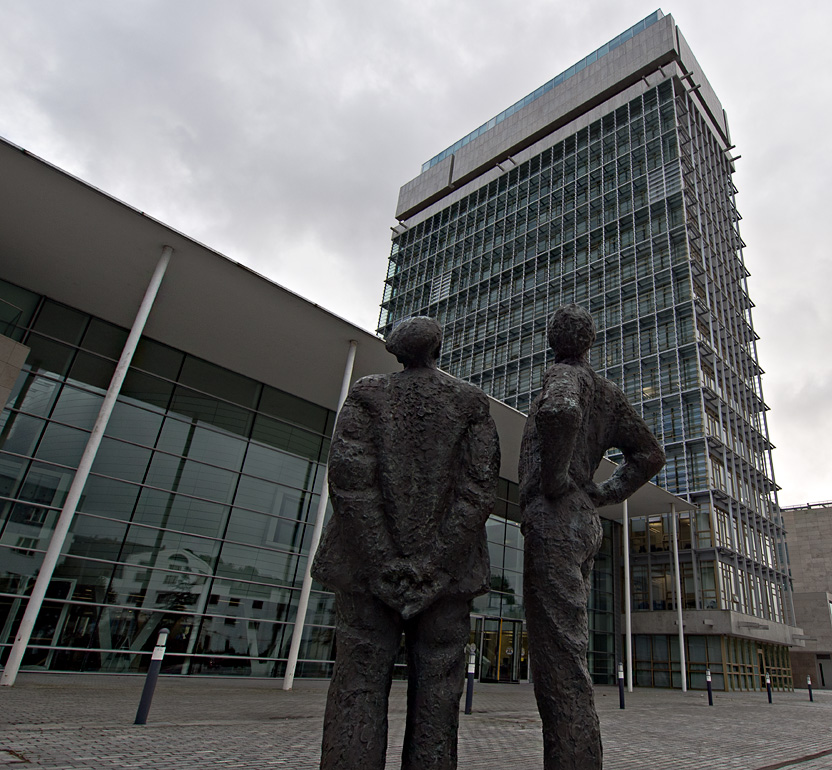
[169,387,253,437]
[132,338,184,379]
[250,415,323,462]
[74,476,140,524]
[0,453,29,502]
[225,507,311,553]
[156,419,246,470]
[5,375,61,417]
[32,301,87,345]
[120,527,221,570]
[259,387,329,433]
[81,318,128,359]
[144,454,237,503]
[178,357,260,409]
[242,442,318,487]
[104,401,163,447]
[120,370,174,413]
[132,488,229,538]
[68,513,129,561]
[67,352,116,392]
[216,542,303,587]
[0,278,40,340]
[35,423,89,467]
[51,385,103,430]
[90,438,152,483]
[0,413,46,457]
[24,335,75,379]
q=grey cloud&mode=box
[1,0,831,503]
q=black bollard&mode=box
[618,662,625,710]
[464,643,476,715]
[706,668,713,706]
[765,672,772,704]
[808,675,814,702]
[134,628,169,725]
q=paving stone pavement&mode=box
[2,673,832,769]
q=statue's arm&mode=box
[590,391,665,507]
[536,366,583,499]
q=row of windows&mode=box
[387,192,686,322]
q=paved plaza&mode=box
[1,673,832,769]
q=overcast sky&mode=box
[1,1,829,507]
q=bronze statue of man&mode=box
[519,304,665,770]
[312,316,500,770]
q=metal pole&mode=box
[706,668,713,706]
[464,643,476,714]
[283,340,358,691]
[622,499,633,692]
[134,628,170,725]
[618,662,625,709]
[671,504,687,692]
[1,245,173,687]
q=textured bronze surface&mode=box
[519,305,665,770]
[313,316,500,770]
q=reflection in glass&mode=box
[6,375,61,418]
[90,438,152,484]
[0,413,46,458]
[132,488,229,538]
[35,423,89,467]
[104,400,164,447]
[78,476,141,520]
[0,453,29,504]
[67,514,128,562]
[144,453,237,503]
[51,385,102,430]
[216,543,302,587]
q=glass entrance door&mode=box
[470,616,527,682]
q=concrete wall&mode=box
[782,506,832,594]
[629,608,802,647]
[0,334,28,408]
[783,505,832,686]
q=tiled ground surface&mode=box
[2,674,831,768]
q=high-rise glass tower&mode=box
[379,11,797,689]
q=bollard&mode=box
[464,643,476,715]
[706,668,713,706]
[765,671,772,704]
[134,628,169,725]
[808,675,814,702]
[618,662,625,710]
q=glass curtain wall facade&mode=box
[0,278,341,677]
[0,277,531,679]
[379,64,790,687]
[472,483,615,684]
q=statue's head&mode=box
[386,316,442,368]
[547,304,596,362]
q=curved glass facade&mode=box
[0,279,336,677]
[0,278,536,680]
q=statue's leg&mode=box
[400,597,470,770]
[320,592,402,770]
[524,517,603,770]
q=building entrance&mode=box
[469,616,527,682]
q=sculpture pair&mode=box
[312,306,665,770]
